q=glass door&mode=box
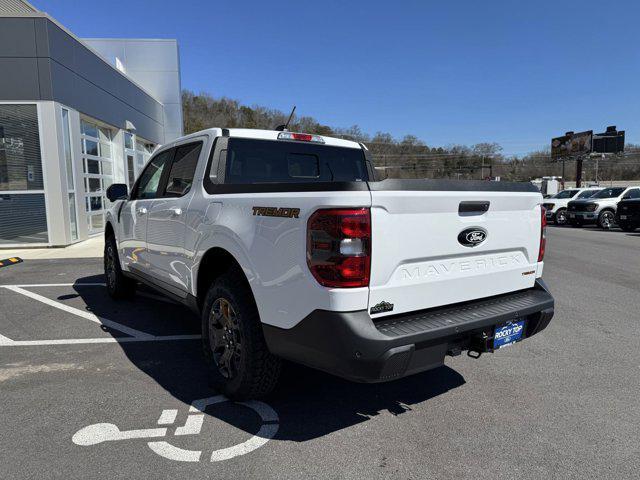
[80,119,113,234]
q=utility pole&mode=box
[575,156,583,188]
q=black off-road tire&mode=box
[554,208,568,226]
[201,267,281,400]
[104,235,136,299]
[597,210,615,229]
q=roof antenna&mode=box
[275,106,296,131]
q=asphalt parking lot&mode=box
[1,226,639,479]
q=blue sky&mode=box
[35,0,640,154]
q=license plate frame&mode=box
[493,320,525,349]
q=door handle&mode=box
[137,207,147,215]
[170,207,182,216]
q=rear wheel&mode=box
[201,267,281,400]
[104,235,136,299]
[597,210,615,229]
[554,208,568,225]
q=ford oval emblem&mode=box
[458,227,487,247]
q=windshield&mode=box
[552,190,579,199]
[224,138,368,184]
[577,189,601,199]
[591,187,625,199]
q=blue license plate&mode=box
[493,320,525,349]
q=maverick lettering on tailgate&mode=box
[252,206,300,218]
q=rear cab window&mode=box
[224,138,368,184]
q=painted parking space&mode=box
[1,240,639,480]
[0,282,201,345]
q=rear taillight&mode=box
[538,206,547,262]
[307,208,371,288]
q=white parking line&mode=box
[0,283,106,288]
[3,286,154,339]
[0,283,202,347]
[0,335,201,347]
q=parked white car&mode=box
[542,188,602,225]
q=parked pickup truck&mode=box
[104,128,555,399]
[542,187,601,225]
[616,189,640,232]
[567,186,640,229]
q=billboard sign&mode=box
[551,130,592,158]
[592,126,624,154]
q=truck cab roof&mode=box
[162,128,363,150]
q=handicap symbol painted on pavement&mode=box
[72,395,279,462]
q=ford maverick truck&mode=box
[104,128,555,399]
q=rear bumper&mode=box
[263,280,555,383]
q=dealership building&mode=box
[0,0,182,247]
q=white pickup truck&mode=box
[104,128,555,399]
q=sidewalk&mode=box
[0,236,104,260]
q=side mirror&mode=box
[106,183,128,202]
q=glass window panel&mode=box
[68,193,78,241]
[83,139,98,156]
[62,109,74,191]
[81,120,98,138]
[165,142,202,196]
[135,150,173,200]
[88,196,102,211]
[127,155,135,186]
[0,104,44,191]
[85,178,102,193]
[125,132,134,149]
[85,159,100,174]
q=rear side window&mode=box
[592,187,625,199]
[224,138,368,184]
[554,189,579,199]
[577,190,599,199]
[164,142,202,197]
[625,189,640,199]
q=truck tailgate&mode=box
[368,180,543,318]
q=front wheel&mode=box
[554,208,568,225]
[201,268,281,400]
[598,210,615,229]
[104,235,136,299]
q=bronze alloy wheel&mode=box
[208,298,242,379]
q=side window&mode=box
[134,149,173,200]
[627,189,640,199]
[164,142,202,197]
